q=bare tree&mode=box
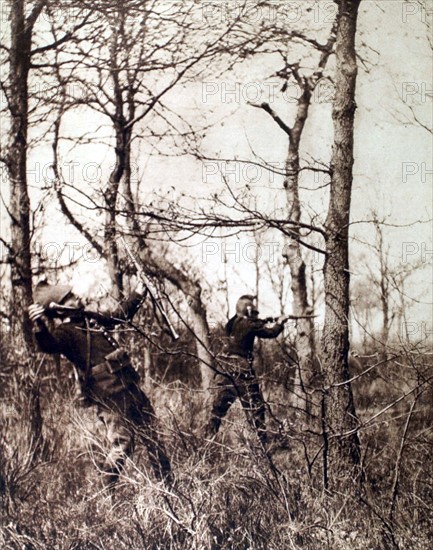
[47,1,259,388]
[1,1,47,349]
[320,0,362,489]
[350,210,431,362]
[249,26,337,418]
[1,0,94,349]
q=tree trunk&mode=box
[5,1,46,350]
[284,116,316,419]
[122,168,215,390]
[104,124,128,297]
[119,98,215,389]
[258,34,337,420]
[103,22,129,297]
[320,0,362,490]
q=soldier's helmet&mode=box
[34,279,73,309]
[236,295,259,318]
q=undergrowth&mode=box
[1,345,432,549]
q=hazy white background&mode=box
[1,1,431,337]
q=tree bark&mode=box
[5,1,47,350]
[283,83,317,418]
[104,123,128,297]
[320,0,362,489]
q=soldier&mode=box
[205,295,288,446]
[28,279,172,494]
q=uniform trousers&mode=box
[92,383,172,490]
[206,355,267,445]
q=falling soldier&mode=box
[28,279,172,494]
[205,295,288,446]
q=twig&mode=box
[388,397,417,519]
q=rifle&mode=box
[262,314,317,323]
[120,237,180,341]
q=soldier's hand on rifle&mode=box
[28,304,46,323]
[276,315,289,325]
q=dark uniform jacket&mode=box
[224,315,284,361]
[34,292,143,398]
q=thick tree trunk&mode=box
[6,1,46,350]
[320,0,362,489]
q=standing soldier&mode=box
[28,279,172,494]
[205,295,288,446]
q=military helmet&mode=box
[236,295,258,318]
[34,280,73,309]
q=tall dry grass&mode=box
[1,338,432,549]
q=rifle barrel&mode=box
[121,236,180,340]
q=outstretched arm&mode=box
[99,279,147,324]
[252,316,286,339]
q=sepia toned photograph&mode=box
[1,1,432,548]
